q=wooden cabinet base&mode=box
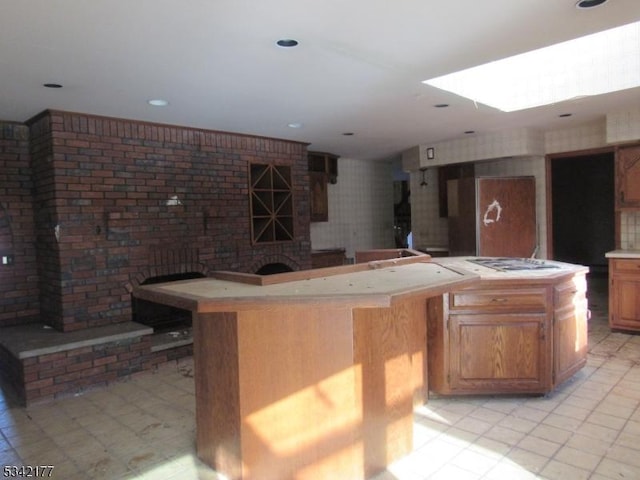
[428,271,588,396]
[194,300,427,480]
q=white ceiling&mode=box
[2,0,639,161]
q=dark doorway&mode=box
[550,151,615,276]
[132,272,206,332]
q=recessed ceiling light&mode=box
[43,83,62,88]
[434,103,449,108]
[276,39,299,48]
[576,0,608,9]
[148,99,169,107]
[287,122,303,128]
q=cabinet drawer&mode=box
[449,287,547,312]
[611,258,640,273]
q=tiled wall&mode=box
[410,157,546,256]
[620,212,640,250]
[310,158,395,261]
[409,108,640,259]
[607,108,640,144]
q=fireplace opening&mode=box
[255,263,294,275]
[132,272,206,333]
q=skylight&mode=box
[423,20,640,112]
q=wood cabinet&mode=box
[616,145,640,209]
[311,248,346,268]
[609,258,640,331]
[554,275,588,385]
[428,272,588,395]
[438,163,474,217]
[308,151,338,222]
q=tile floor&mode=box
[1,275,640,479]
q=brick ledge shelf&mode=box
[0,322,193,405]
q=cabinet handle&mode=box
[491,298,508,303]
[540,324,546,340]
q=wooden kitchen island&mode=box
[134,256,478,480]
[427,257,589,396]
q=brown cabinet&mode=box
[428,273,588,395]
[311,248,346,268]
[308,151,338,222]
[616,145,640,209]
[553,275,588,385]
[609,258,640,331]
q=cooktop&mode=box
[468,257,560,272]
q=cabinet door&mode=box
[616,145,640,209]
[449,313,551,394]
[309,171,328,222]
[610,273,640,331]
[553,276,588,386]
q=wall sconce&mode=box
[426,147,435,160]
[419,168,428,188]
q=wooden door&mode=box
[476,177,537,257]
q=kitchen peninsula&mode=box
[133,253,588,480]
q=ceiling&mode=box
[2,0,639,161]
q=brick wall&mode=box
[0,122,40,327]
[26,110,311,332]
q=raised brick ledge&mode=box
[0,322,153,360]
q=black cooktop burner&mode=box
[468,257,560,271]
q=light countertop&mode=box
[605,250,640,259]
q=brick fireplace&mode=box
[0,110,312,404]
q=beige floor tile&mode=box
[468,406,508,423]
[454,415,494,435]
[541,412,583,431]
[565,433,612,456]
[551,403,591,421]
[573,419,619,443]
[528,424,573,444]
[428,463,482,480]
[485,459,540,480]
[497,415,538,434]
[606,443,640,468]
[451,447,501,476]
[594,457,640,479]
[483,425,526,446]
[539,459,591,480]
[504,447,549,473]
[516,434,562,457]
[553,444,602,471]
[508,405,550,423]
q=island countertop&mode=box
[133,256,479,313]
[605,249,640,259]
[433,256,588,281]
